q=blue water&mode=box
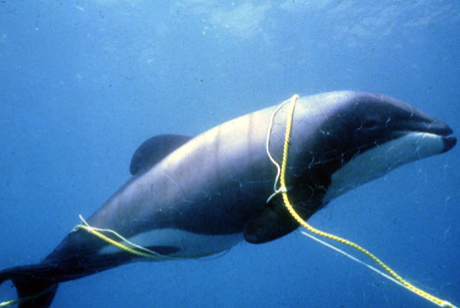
[1,1,459,307]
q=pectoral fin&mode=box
[244,198,307,244]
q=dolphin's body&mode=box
[0,91,456,308]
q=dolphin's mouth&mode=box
[411,121,456,153]
[442,135,457,153]
[426,123,456,153]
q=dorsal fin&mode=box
[129,134,193,175]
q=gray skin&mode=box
[0,91,456,308]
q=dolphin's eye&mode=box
[363,119,377,129]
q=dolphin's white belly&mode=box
[99,228,244,258]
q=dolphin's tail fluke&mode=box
[0,264,58,308]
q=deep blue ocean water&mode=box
[1,1,459,307]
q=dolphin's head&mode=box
[292,91,456,204]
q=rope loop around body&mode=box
[266,94,457,308]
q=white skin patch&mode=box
[99,229,244,258]
[324,132,445,203]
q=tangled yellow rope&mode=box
[268,94,456,308]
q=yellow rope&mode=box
[272,94,456,308]
[0,221,174,307]
[0,224,172,307]
[2,216,230,307]
[72,215,228,261]
[73,215,172,260]
[73,225,172,260]
[0,285,57,307]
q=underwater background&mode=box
[0,1,459,307]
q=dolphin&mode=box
[0,91,456,308]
